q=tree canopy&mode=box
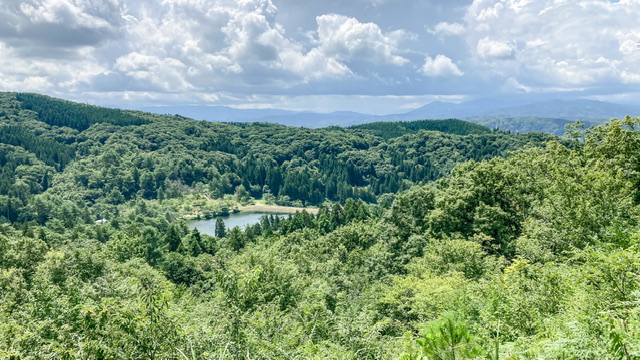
[1,92,638,359]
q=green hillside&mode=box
[467,115,603,135]
[0,92,553,221]
[15,93,150,131]
[350,118,492,139]
[1,92,638,358]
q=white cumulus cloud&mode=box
[430,22,465,37]
[114,52,192,91]
[476,37,515,59]
[421,55,464,77]
[316,13,409,66]
[106,1,413,95]
[464,0,640,89]
[2,0,124,48]
[1,0,639,111]
[19,0,120,29]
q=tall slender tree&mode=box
[215,217,226,238]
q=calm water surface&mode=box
[188,212,288,236]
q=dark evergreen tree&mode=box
[215,217,227,238]
[164,225,181,252]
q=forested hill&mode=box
[0,92,554,224]
[349,118,491,139]
[15,93,150,131]
[5,93,639,358]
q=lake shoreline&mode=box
[240,204,319,215]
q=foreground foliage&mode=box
[0,92,639,359]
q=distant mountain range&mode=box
[398,99,640,120]
[137,105,374,128]
[138,99,640,135]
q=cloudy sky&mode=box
[1,0,639,114]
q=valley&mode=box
[0,93,639,359]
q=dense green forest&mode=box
[467,116,602,136]
[1,92,638,359]
[0,92,553,223]
[349,119,492,139]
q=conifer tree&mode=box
[215,217,226,238]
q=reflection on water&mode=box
[188,212,288,236]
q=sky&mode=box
[0,0,639,114]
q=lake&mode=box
[188,212,288,236]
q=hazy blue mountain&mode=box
[467,117,605,136]
[136,105,298,122]
[136,98,640,133]
[137,105,380,127]
[397,98,524,120]
[391,99,640,121]
[256,111,377,128]
[388,99,640,135]
[482,99,640,119]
